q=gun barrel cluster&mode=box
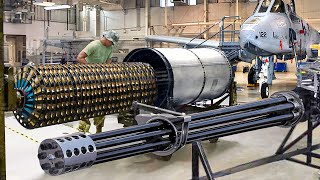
[14,63,157,129]
[38,91,304,176]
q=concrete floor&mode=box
[5,72,320,180]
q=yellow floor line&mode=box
[5,126,39,143]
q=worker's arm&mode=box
[106,51,113,63]
[77,51,88,64]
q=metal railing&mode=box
[183,16,241,49]
[219,16,241,45]
[183,20,222,48]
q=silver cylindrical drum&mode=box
[124,48,232,107]
[188,48,232,102]
[38,133,97,176]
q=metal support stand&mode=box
[229,81,237,106]
[191,142,214,180]
[277,120,320,169]
[189,119,320,179]
[267,56,275,85]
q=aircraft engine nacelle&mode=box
[124,48,233,107]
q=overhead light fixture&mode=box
[44,5,71,10]
[34,2,55,7]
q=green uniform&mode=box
[83,40,113,63]
[78,117,105,133]
[78,40,113,133]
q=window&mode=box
[270,0,285,13]
[259,0,272,13]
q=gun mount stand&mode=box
[192,141,215,180]
[276,120,320,169]
[191,118,320,180]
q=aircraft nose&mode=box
[239,29,257,49]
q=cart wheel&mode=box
[261,83,269,99]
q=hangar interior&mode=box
[2,0,320,179]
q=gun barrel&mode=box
[38,91,304,176]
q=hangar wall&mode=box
[3,0,320,65]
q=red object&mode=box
[280,40,283,50]
[299,30,305,34]
[265,58,269,62]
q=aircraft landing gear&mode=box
[248,57,262,86]
[248,66,259,84]
[260,82,269,99]
[259,57,271,99]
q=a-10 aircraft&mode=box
[240,0,320,61]
[240,0,320,89]
[145,0,320,97]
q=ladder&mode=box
[219,16,241,61]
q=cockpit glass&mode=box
[271,0,285,13]
[259,0,272,13]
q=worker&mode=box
[76,30,120,133]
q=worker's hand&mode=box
[106,59,112,64]
[77,51,88,64]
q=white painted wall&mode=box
[295,0,320,30]
[4,1,320,65]
[96,2,258,39]
[4,21,76,58]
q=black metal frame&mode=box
[191,119,320,180]
[192,142,215,180]
[172,81,237,115]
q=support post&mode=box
[164,0,170,47]
[67,8,69,30]
[96,8,101,37]
[203,0,209,39]
[145,0,150,37]
[0,0,6,178]
[164,1,168,30]
[235,0,239,17]
[75,3,81,31]
[42,8,46,64]
[83,5,88,32]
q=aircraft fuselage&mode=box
[240,0,320,60]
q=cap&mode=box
[102,30,120,45]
